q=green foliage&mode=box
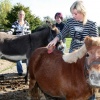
[0,0,12,30]
[66,38,72,49]
[6,3,42,31]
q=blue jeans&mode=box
[16,60,28,74]
[16,60,23,74]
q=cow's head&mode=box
[84,36,100,87]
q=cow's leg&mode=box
[24,68,28,84]
[24,59,29,84]
[29,79,41,100]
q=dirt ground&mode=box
[0,59,46,100]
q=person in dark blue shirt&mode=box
[54,12,66,53]
[55,12,65,31]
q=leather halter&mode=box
[84,57,100,79]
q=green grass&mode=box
[65,38,72,48]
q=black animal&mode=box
[0,25,61,83]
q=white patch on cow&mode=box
[2,54,26,61]
[92,37,100,42]
[62,44,87,63]
[88,70,100,87]
[91,37,100,46]
[62,36,100,63]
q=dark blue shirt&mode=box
[55,22,65,31]
[55,22,65,43]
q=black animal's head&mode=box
[46,20,60,41]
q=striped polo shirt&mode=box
[57,18,99,52]
[9,20,31,35]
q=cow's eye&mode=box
[86,53,89,57]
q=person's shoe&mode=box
[18,73,23,76]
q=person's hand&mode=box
[47,37,59,48]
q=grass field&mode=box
[65,38,72,48]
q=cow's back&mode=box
[28,47,92,99]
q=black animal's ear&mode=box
[46,20,52,26]
[52,24,56,27]
[46,20,50,23]
[46,20,54,30]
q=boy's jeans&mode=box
[16,60,23,74]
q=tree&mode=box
[0,0,12,30]
[6,3,42,31]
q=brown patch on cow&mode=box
[28,47,92,99]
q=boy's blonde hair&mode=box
[18,10,25,16]
[70,0,87,25]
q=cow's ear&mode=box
[84,36,93,50]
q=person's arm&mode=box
[7,22,16,35]
[56,19,70,40]
[47,36,59,47]
[25,21,31,34]
[89,22,99,37]
[48,19,70,47]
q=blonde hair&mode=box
[70,0,87,25]
[18,10,25,16]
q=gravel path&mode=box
[0,59,46,100]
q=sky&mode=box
[10,0,100,26]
